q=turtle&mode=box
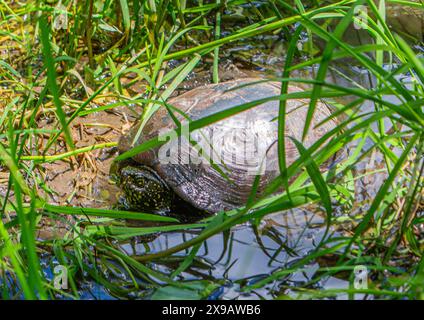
[115,78,338,216]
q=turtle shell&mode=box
[118,78,337,213]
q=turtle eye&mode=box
[134,176,145,187]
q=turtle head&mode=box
[118,165,173,214]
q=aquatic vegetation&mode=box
[0,0,423,299]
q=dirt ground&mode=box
[36,108,133,208]
[0,104,141,239]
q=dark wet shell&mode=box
[118,78,337,213]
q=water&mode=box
[123,208,332,299]
[53,206,342,300]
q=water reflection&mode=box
[116,207,342,299]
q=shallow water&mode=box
[40,207,343,300]
[124,208,332,299]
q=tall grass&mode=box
[0,0,423,299]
